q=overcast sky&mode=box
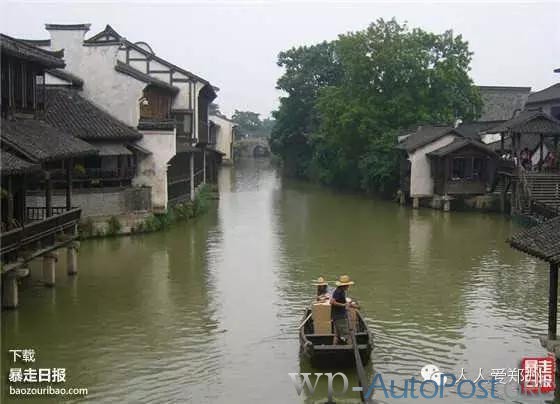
[2,1,559,118]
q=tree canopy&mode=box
[232,110,275,138]
[271,18,482,193]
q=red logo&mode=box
[521,354,556,394]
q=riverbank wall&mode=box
[78,184,217,239]
[408,193,506,213]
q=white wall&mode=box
[409,135,456,197]
[45,73,71,86]
[45,29,145,127]
[43,27,209,212]
[133,131,176,213]
[210,114,234,162]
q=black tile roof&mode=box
[478,86,531,121]
[114,61,179,94]
[396,125,460,153]
[0,150,40,175]
[526,83,560,105]
[1,118,97,162]
[427,138,497,158]
[486,135,554,153]
[17,39,51,47]
[44,87,142,141]
[45,24,91,31]
[47,69,84,88]
[455,120,506,139]
[488,110,560,135]
[0,34,65,68]
[509,217,560,264]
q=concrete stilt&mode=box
[412,197,420,209]
[42,252,58,287]
[67,242,79,275]
[443,199,451,212]
[2,272,19,309]
[398,191,406,205]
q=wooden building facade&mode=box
[428,139,497,196]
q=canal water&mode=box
[1,158,552,403]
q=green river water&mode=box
[1,158,552,403]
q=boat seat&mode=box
[313,344,370,350]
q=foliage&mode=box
[209,102,221,116]
[73,164,86,175]
[133,185,212,234]
[107,216,122,236]
[271,18,482,194]
[232,110,275,138]
[78,217,95,238]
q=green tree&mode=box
[232,110,262,136]
[270,41,342,177]
[272,18,482,193]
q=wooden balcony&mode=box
[0,208,81,263]
[50,167,136,183]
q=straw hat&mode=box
[313,276,329,286]
[335,275,355,286]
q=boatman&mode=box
[313,276,331,302]
[330,275,354,344]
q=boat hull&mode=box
[299,308,373,369]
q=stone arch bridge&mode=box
[234,138,271,158]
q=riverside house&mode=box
[209,114,236,165]
[36,83,153,218]
[25,24,219,211]
[1,34,97,308]
[397,86,531,210]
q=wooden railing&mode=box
[1,208,81,258]
[51,167,136,182]
[26,206,67,221]
[532,200,560,219]
[167,169,205,204]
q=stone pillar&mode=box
[42,252,58,287]
[2,271,19,309]
[443,199,451,212]
[202,147,207,184]
[189,153,195,201]
[412,197,420,209]
[398,190,406,205]
[67,241,79,275]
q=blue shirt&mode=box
[331,287,346,320]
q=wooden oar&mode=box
[348,314,372,404]
[297,312,312,329]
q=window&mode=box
[473,158,484,179]
[139,88,172,120]
[452,158,466,179]
[175,113,193,138]
[551,105,560,121]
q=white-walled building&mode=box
[398,126,460,198]
[28,24,218,211]
[209,114,236,164]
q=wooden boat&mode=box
[299,306,373,368]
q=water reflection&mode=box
[1,158,552,404]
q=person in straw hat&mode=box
[313,276,331,302]
[330,275,355,344]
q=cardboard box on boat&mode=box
[314,320,332,334]
[312,302,332,334]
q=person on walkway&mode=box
[520,147,531,170]
[313,276,331,302]
[330,275,354,344]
